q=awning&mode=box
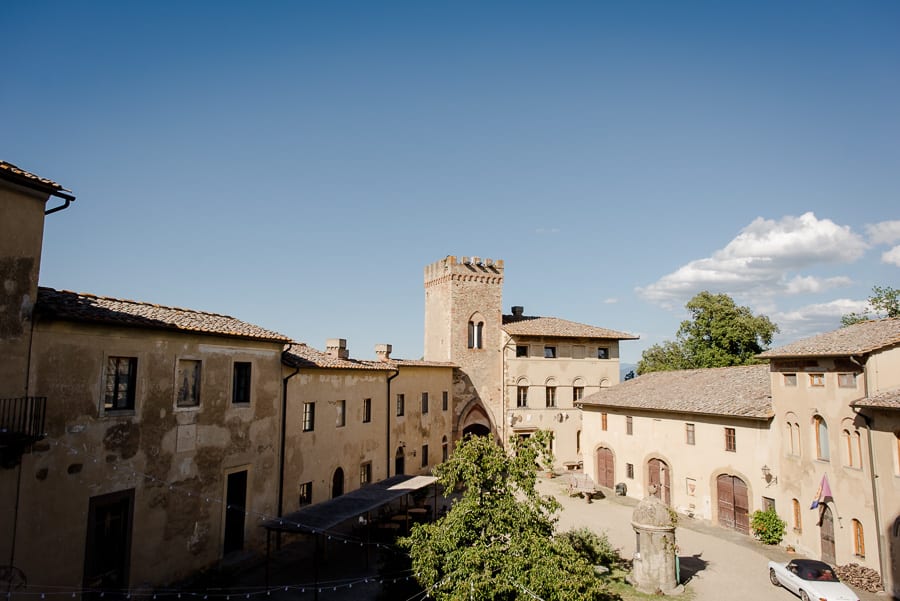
[262,474,437,534]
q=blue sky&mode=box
[5,1,899,365]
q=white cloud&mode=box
[866,220,900,245]
[771,298,869,340]
[637,213,867,306]
[535,227,560,235]
[883,245,900,267]
[603,297,618,304]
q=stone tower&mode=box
[424,256,504,436]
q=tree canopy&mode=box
[637,291,778,374]
[400,432,618,601]
[841,285,900,326]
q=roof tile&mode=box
[502,314,638,340]
[851,386,900,410]
[759,318,900,358]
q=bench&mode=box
[567,474,600,502]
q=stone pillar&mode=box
[629,485,683,595]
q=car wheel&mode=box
[769,568,780,587]
[800,590,809,601]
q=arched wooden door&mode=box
[820,505,836,564]
[648,458,671,505]
[332,467,344,498]
[595,447,614,488]
[716,474,749,534]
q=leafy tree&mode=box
[841,285,900,326]
[637,291,778,374]
[400,432,619,601]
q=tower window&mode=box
[468,320,484,349]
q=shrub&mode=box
[559,527,621,568]
[750,508,786,545]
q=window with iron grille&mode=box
[105,356,137,411]
[626,463,634,479]
[686,423,695,445]
[442,390,449,411]
[359,462,372,487]
[626,416,633,435]
[302,402,315,432]
[396,393,405,416]
[299,482,312,506]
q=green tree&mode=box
[637,291,778,374]
[400,432,618,601]
[841,285,900,326]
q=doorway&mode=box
[648,458,671,505]
[716,474,749,534]
[224,470,248,555]
[820,505,836,564]
[595,447,614,488]
[83,489,134,592]
[395,447,405,476]
[332,467,344,498]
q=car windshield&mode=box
[798,565,838,582]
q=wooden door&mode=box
[84,490,133,593]
[648,458,671,505]
[595,447,614,488]
[820,505,836,564]
[717,475,750,534]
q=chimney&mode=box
[325,338,349,360]
[511,306,524,317]
[375,344,392,362]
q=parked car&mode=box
[768,559,859,601]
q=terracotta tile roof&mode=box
[502,315,638,340]
[851,387,900,410]
[0,160,74,198]
[283,344,395,370]
[282,345,455,370]
[579,364,773,419]
[36,287,291,343]
[759,318,900,359]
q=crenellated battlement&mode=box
[424,255,504,286]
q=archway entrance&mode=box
[331,467,344,498]
[395,447,405,476]
[462,423,491,437]
[716,474,749,534]
[595,447,614,488]
[820,505,836,564]
[648,458,671,505]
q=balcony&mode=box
[0,396,46,468]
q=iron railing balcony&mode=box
[0,396,47,447]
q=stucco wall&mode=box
[8,320,283,588]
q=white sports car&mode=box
[768,559,859,601]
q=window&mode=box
[442,436,449,462]
[762,497,775,512]
[176,359,201,407]
[601,413,608,431]
[810,373,825,387]
[421,444,429,467]
[685,423,695,445]
[576,430,581,454]
[626,463,634,479]
[544,346,557,359]
[516,345,528,357]
[597,347,609,360]
[792,499,802,533]
[725,427,736,452]
[396,393,405,416]
[626,416,633,435]
[517,386,528,408]
[852,519,865,557]
[545,386,556,408]
[842,428,862,467]
[335,400,346,427]
[784,373,797,387]
[468,321,484,349]
[421,392,429,414]
[104,356,137,411]
[838,373,857,388]
[573,386,584,402]
[815,415,830,460]
[442,390,449,411]
[363,398,372,423]
[359,462,371,487]
[298,482,312,506]
[232,361,251,404]
[302,402,315,432]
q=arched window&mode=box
[792,499,801,533]
[814,415,830,461]
[852,519,865,557]
[467,318,484,349]
[516,377,529,408]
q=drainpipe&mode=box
[386,368,399,477]
[850,354,887,583]
[278,361,300,524]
